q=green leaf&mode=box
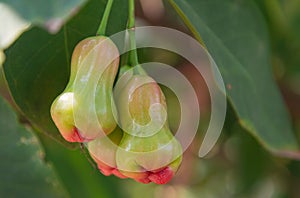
[168,0,300,157]
[3,0,128,147]
[0,96,67,197]
[0,0,87,25]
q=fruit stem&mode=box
[97,0,114,36]
[128,0,139,67]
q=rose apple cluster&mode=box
[51,37,182,184]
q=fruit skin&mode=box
[88,127,127,179]
[50,92,85,142]
[116,130,182,184]
[115,74,182,184]
[51,36,119,142]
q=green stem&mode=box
[97,0,114,36]
[128,0,139,67]
[128,0,135,29]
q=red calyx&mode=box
[67,127,96,142]
[96,162,127,179]
[148,167,174,184]
[67,127,85,142]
